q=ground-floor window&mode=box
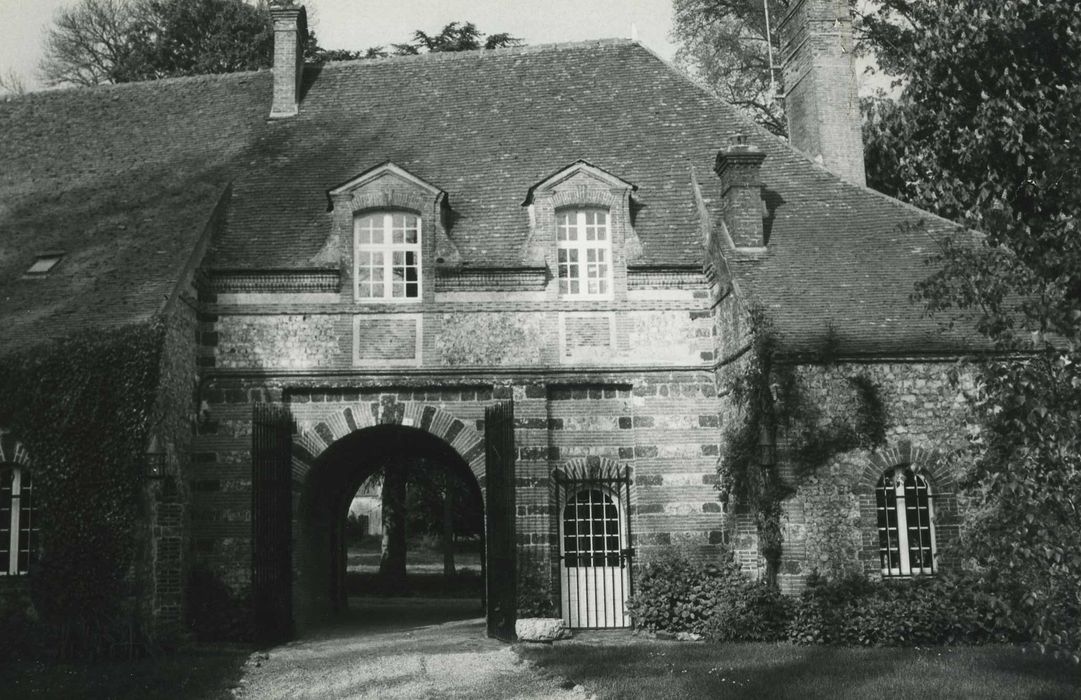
[1,466,37,575]
[876,466,935,577]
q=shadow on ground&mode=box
[520,639,1081,700]
[235,597,586,700]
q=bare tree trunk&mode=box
[442,484,456,580]
[379,463,407,586]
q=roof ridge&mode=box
[0,68,265,103]
[318,38,636,70]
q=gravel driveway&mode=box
[233,599,591,700]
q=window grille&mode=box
[876,466,935,577]
[355,212,421,300]
[563,489,622,568]
[557,209,612,297]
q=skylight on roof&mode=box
[26,254,62,276]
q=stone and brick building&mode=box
[0,0,981,639]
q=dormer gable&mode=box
[328,162,445,212]
[522,160,637,206]
[322,162,458,303]
[522,160,643,272]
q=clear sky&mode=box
[0,0,680,92]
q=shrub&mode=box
[186,565,252,642]
[787,572,1008,646]
[625,548,745,635]
[703,581,792,642]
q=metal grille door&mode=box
[252,403,294,644]
[556,466,632,628]
[485,400,517,641]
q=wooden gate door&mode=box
[484,400,516,641]
[251,403,294,644]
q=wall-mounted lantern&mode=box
[757,426,776,466]
[146,434,167,479]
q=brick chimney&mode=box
[778,0,866,185]
[715,136,767,249]
[269,2,307,119]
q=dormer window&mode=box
[557,208,612,297]
[355,212,421,300]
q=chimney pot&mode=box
[269,2,307,119]
[715,139,767,248]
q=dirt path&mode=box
[233,599,590,700]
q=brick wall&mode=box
[146,301,199,641]
[204,305,711,371]
[725,361,975,592]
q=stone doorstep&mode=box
[515,617,572,642]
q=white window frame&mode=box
[556,208,613,298]
[354,211,422,302]
[1,466,34,576]
[877,467,937,577]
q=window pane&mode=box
[0,470,11,573]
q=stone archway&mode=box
[291,403,486,489]
[288,403,487,630]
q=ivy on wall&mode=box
[0,320,166,657]
[718,310,888,587]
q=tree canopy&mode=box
[40,0,522,87]
[676,0,1081,661]
[671,0,929,135]
[874,0,1081,660]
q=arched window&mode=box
[354,211,421,300]
[876,466,935,577]
[1,465,37,576]
[556,208,612,297]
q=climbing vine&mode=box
[0,320,166,657]
[718,310,888,588]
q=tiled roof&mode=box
[0,71,268,354]
[0,39,977,356]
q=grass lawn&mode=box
[0,647,250,700]
[346,535,481,575]
[518,640,1081,700]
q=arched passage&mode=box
[291,407,486,630]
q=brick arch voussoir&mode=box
[0,430,31,468]
[551,188,617,210]
[556,456,628,482]
[292,404,486,489]
[551,456,636,523]
[859,439,954,493]
[350,189,427,214]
